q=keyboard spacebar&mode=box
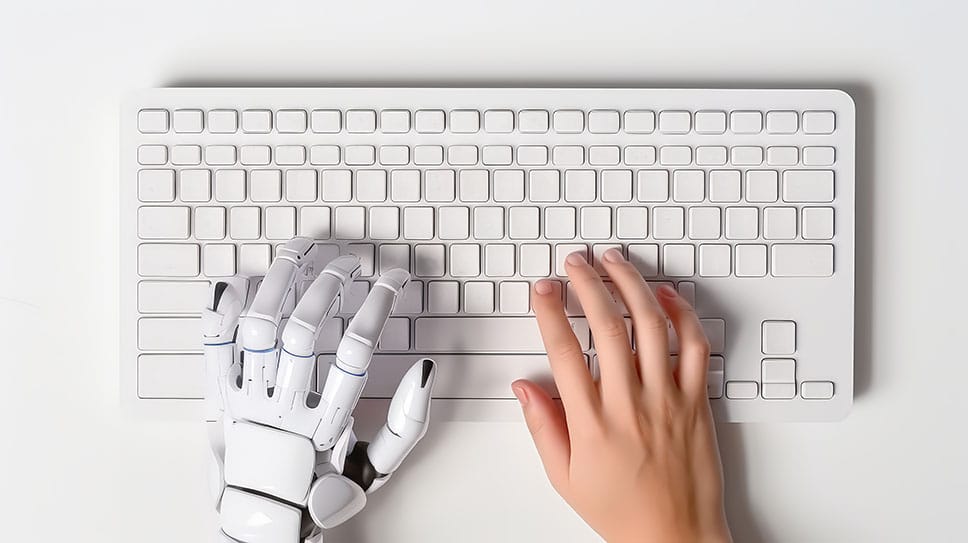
[414,317,590,353]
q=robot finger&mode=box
[239,237,315,394]
[339,359,436,493]
[311,268,410,450]
[203,279,248,421]
[275,255,361,407]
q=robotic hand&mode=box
[202,237,436,543]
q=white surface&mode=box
[0,1,965,541]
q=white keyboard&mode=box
[121,88,855,422]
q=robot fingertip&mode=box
[419,358,436,388]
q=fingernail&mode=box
[603,248,624,263]
[512,383,530,406]
[534,280,554,295]
[658,284,678,298]
[566,251,586,266]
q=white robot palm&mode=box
[202,237,436,543]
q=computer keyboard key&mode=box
[802,146,836,166]
[637,170,669,202]
[378,318,411,351]
[592,244,622,275]
[311,110,341,133]
[735,244,768,277]
[763,207,797,240]
[553,145,584,166]
[673,170,705,202]
[228,207,261,240]
[616,207,647,239]
[378,244,410,274]
[138,109,169,133]
[171,145,202,166]
[138,244,199,277]
[625,146,656,166]
[369,207,400,240]
[483,110,514,133]
[730,111,763,134]
[652,207,685,240]
[688,207,721,240]
[529,170,560,202]
[700,319,726,353]
[519,110,550,133]
[767,146,799,166]
[447,145,478,166]
[346,110,377,133]
[195,207,226,240]
[345,145,376,165]
[380,110,410,133]
[730,146,763,166]
[484,244,515,277]
[415,110,446,133]
[627,244,659,278]
[482,145,513,166]
[139,317,202,352]
[659,111,691,134]
[517,145,548,166]
[771,244,834,277]
[390,170,421,202]
[415,317,590,352]
[555,244,587,276]
[802,111,836,134]
[696,146,727,166]
[782,170,834,202]
[276,109,307,133]
[414,244,445,277]
[565,170,596,202]
[694,111,726,134]
[725,207,758,240]
[801,207,835,240]
[726,381,758,399]
[553,110,584,133]
[334,207,366,240]
[173,109,204,134]
[588,110,620,134]
[241,110,272,133]
[766,111,798,134]
[439,207,470,240]
[137,353,205,400]
[321,170,352,202]
[624,110,656,134]
[494,170,525,202]
[579,207,611,240]
[203,244,237,277]
[356,170,388,202]
[275,145,306,166]
[520,244,551,277]
[265,207,296,240]
[250,170,282,203]
[676,281,696,306]
[427,281,460,313]
[404,208,435,240]
[746,170,779,202]
[425,170,456,202]
[285,170,318,202]
[708,170,741,203]
[205,145,237,166]
[801,381,835,400]
[464,282,495,314]
[208,110,238,133]
[138,281,209,314]
[601,170,632,202]
[345,244,375,276]
[240,145,272,166]
[138,206,190,239]
[499,282,531,314]
[762,320,796,355]
[138,145,168,165]
[395,280,423,314]
[298,207,330,240]
[699,244,731,277]
[663,245,695,277]
[450,110,480,133]
[138,169,175,202]
[509,207,540,240]
[473,207,505,240]
[310,145,340,166]
[450,244,481,277]
[660,146,692,166]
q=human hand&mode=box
[512,248,732,543]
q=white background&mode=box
[1,1,966,541]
